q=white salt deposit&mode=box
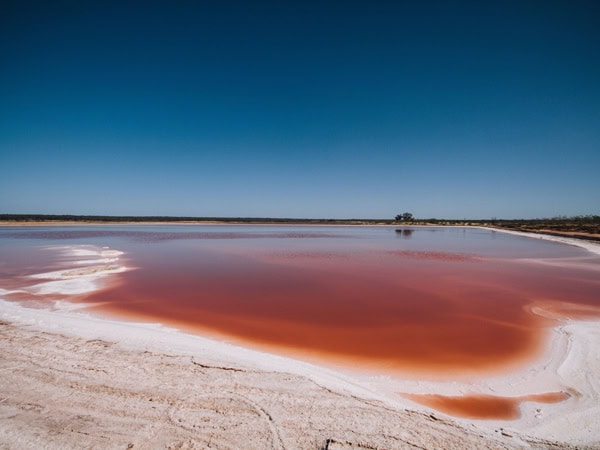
[480,227,600,257]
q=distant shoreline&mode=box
[0,220,397,228]
[1,217,599,243]
[474,226,600,257]
[0,218,394,227]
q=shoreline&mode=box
[2,219,599,257]
[476,226,600,257]
[1,228,599,447]
[1,220,598,245]
[1,298,594,449]
[2,305,558,450]
[0,220,395,227]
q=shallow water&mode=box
[403,391,571,420]
[1,225,600,415]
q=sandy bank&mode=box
[0,300,583,450]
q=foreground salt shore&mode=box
[1,233,599,448]
[0,300,587,450]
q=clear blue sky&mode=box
[1,1,599,219]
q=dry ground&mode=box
[0,320,585,450]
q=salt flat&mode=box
[0,302,584,450]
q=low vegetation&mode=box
[404,215,600,241]
[0,214,392,226]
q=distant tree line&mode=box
[395,212,414,222]
[390,214,600,240]
[0,214,394,225]
[392,214,599,225]
[1,213,598,233]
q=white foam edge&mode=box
[41,245,125,259]
[72,258,120,265]
[26,266,129,295]
[472,226,600,257]
[66,247,124,258]
[28,265,128,281]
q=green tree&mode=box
[395,212,413,222]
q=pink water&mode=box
[2,225,599,417]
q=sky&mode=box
[1,1,599,219]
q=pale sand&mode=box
[0,300,582,450]
[1,235,599,448]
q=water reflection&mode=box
[395,228,414,238]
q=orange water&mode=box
[68,227,600,378]
[2,225,599,419]
[403,392,571,419]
